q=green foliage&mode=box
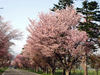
[51,0,74,11]
[76,1,100,44]
[77,1,100,21]
[0,67,8,73]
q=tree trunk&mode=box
[81,56,88,75]
[43,70,47,73]
[43,68,48,74]
[95,68,98,75]
[84,55,88,75]
[34,66,36,72]
[36,66,39,72]
[50,68,55,75]
[62,68,65,75]
[46,69,48,74]
[84,64,88,75]
[81,61,88,75]
[72,68,76,75]
[65,69,71,75]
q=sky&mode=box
[0,0,100,54]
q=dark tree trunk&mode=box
[62,68,65,75]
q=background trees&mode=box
[76,1,100,43]
[0,16,22,68]
[51,0,74,11]
[89,54,100,75]
[11,1,100,75]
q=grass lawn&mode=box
[55,69,100,75]
[0,67,8,74]
[21,69,100,75]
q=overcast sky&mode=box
[0,0,100,54]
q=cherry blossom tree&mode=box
[22,44,50,73]
[0,53,14,68]
[0,16,22,68]
[26,6,93,75]
[13,53,31,69]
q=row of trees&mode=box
[0,16,22,68]
[12,0,100,75]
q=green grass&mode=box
[34,71,43,74]
[71,69,100,75]
[47,69,100,75]
[20,69,100,75]
[42,73,51,75]
[0,67,8,74]
[20,69,43,74]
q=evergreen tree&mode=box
[76,1,100,44]
[76,1,100,75]
[51,0,74,11]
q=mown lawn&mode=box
[21,69,100,75]
[55,69,100,75]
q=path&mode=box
[2,68,41,75]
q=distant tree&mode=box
[89,54,100,75]
[0,53,13,67]
[51,0,74,11]
[0,16,22,68]
[26,38,57,74]
[76,1,100,75]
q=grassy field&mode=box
[42,69,100,75]
[0,67,8,74]
[21,69,100,75]
[55,69,100,75]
